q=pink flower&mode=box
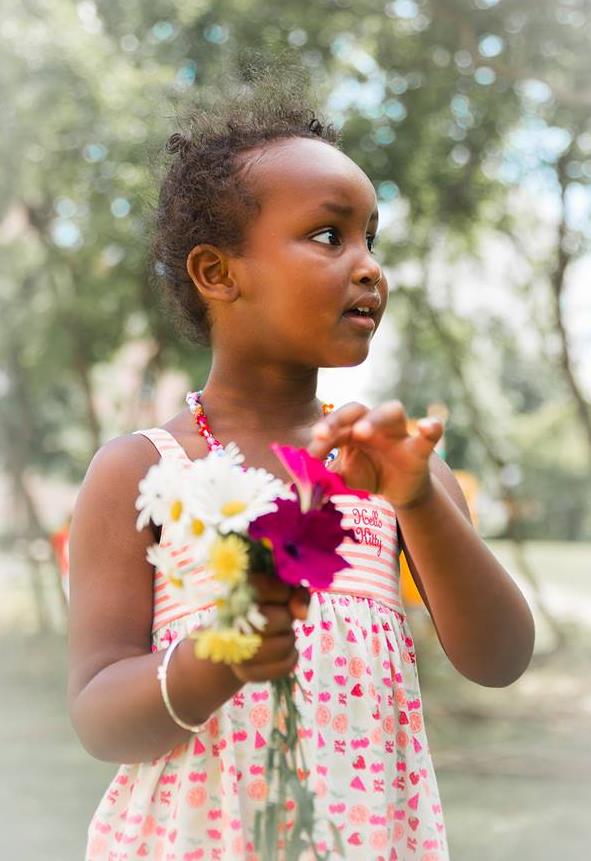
[249,497,355,589]
[271,443,370,512]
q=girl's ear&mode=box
[186,244,239,303]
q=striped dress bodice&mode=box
[135,427,402,635]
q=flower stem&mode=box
[253,674,333,861]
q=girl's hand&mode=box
[229,572,310,684]
[308,401,443,509]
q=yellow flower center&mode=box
[191,518,205,537]
[169,499,183,521]
[221,499,247,517]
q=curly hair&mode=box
[150,58,340,346]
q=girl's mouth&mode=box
[342,309,376,331]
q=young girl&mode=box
[68,71,535,861]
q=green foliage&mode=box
[1,0,589,535]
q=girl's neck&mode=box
[198,359,323,433]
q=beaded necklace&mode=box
[185,390,338,465]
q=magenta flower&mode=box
[249,497,355,589]
[271,443,370,512]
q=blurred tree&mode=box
[0,0,589,558]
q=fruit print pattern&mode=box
[85,429,449,861]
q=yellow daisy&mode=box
[193,628,262,664]
[208,534,249,586]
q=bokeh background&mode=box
[1,1,590,859]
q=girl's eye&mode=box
[311,229,379,252]
[311,228,341,247]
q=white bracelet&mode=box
[157,636,209,734]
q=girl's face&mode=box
[221,136,387,368]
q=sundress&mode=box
[86,427,449,861]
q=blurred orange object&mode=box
[50,521,70,598]
[400,469,480,607]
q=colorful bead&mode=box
[185,390,337,465]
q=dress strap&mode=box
[133,428,191,463]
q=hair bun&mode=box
[308,117,324,136]
[165,132,193,157]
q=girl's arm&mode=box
[397,454,535,687]
[67,435,244,763]
[310,401,535,689]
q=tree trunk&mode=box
[72,337,102,454]
[549,150,591,460]
[4,338,68,630]
[402,284,565,653]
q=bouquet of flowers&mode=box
[136,442,369,861]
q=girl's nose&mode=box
[352,252,383,287]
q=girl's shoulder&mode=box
[70,433,163,551]
[85,431,162,490]
[68,432,165,707]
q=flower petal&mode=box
[249,498,353,589]
[271,443,371,511]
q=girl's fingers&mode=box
[288,586,311,620]
[351,401,408,441]
[232,646,299,683]
[417,417,443,441]
[415,417,444,452]
[231,635,298,681]
[309,400,409,458]
[258,603,295,635]
[417,418,443,445]
[309,400,442,462]
[249,571,292,604]
[309,401,369,458]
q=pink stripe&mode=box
[341,528,396,545]
[347,550,397,568]
[311,585,401,611]
[154,559,206,582]
[341,533,398,555]
[141,426,402,634]
[331,568,399,588]
[169,545,192,558]
[340,557,396,575]
[332,571,398,594]
[334,499,397,519]
[337,552,395,571]
[154,592,182,607]
[154,594,181,608]
[154,599,183,616]
[154,602,217,630]
[334,566,397,588]
[340,549,396,569]
[335,564,398,583]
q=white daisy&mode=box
[187,450,294,534]
[235,605,268,635]
[146,543,185,597]
[184,573,226,609]
[222,441,245,467]
[165,497,218,554]
[135,459,191,531]
[146,543,226,607]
